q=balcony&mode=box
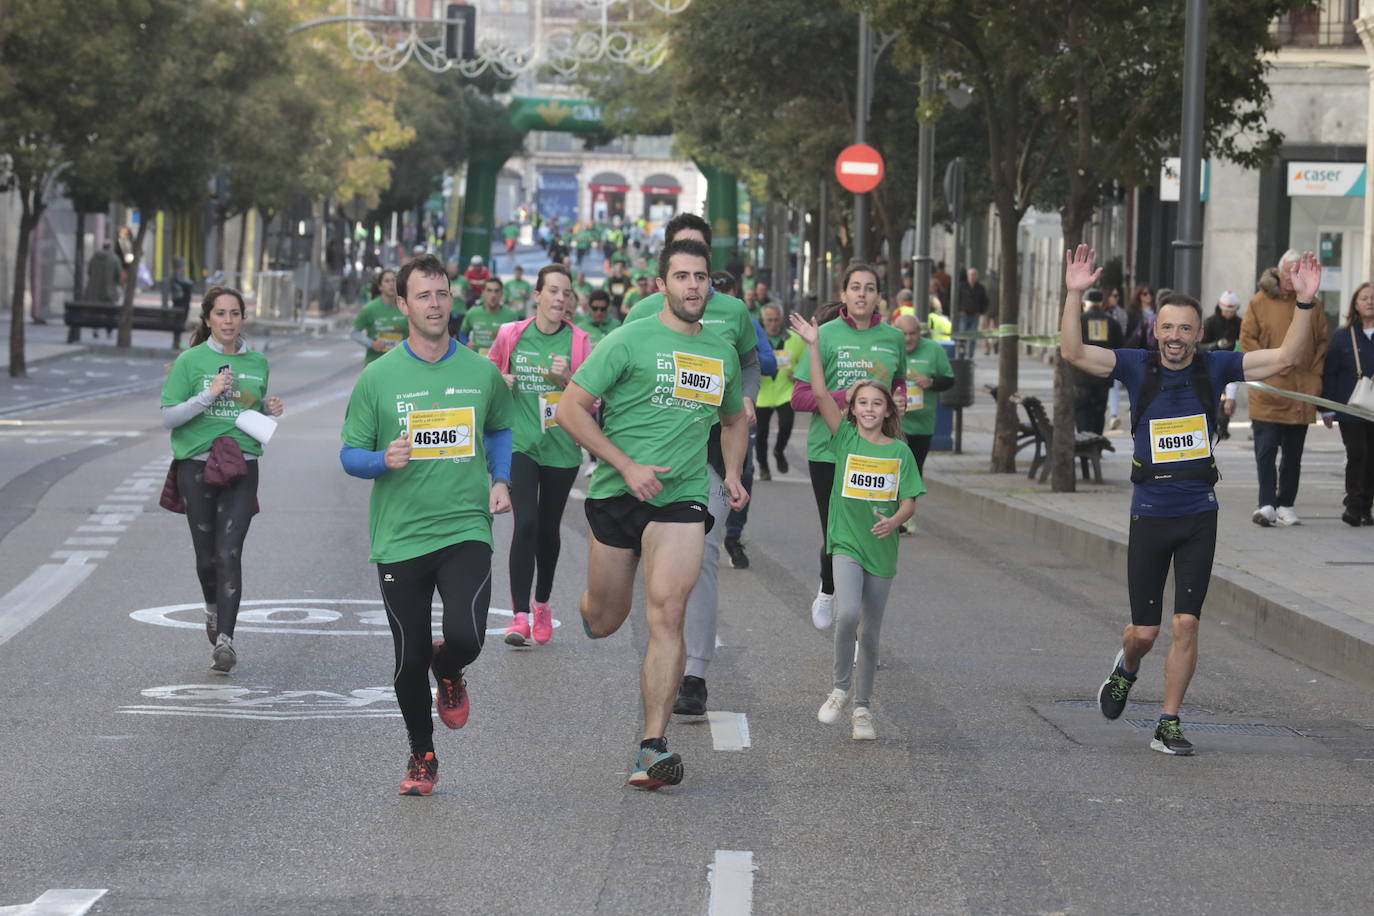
[1272,0,1358,47]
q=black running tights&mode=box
[509,452,578,614]
[178,459,257,639]
[377,541,492,754]
[808,460,836,595]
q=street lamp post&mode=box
[853,13,872,263]
[912,58,935,323]
[1172,0,1207,297]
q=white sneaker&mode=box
[817,689,850,724]
[851,706,876,740]
[811,590,834,630]
[1251,505,1276,527]
[211,633,236,673]
[1275,506,1301,527]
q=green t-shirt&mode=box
[573,279,594,298]
[624,291,756,364]
[450,276,470,300]
[504,279,532,309]
[508,322,582,468]
[794,318,907,462]
[161,343,270,459]
[900,338,954,436]
[574,312,621,347]
[572,315,743,506]
[609,250,631,267]
[354,298,408,365]
[574,230,594,250]
[621,289,647,312]
[758,331,805,409]
[340,343,515,564]
[460,306,520,354]
[825,423,924,578]
[502,224,519,240]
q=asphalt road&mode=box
[1,336,1372,915]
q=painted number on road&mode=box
[129,599,554,638]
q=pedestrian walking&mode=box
[556,238,749,789]
[1060,244,1320,755]
[1201,290,1244,440]
[790,312,922,741]
[339,254,515,796]
[1320,281,1374,527]
[160,287,284,673]
[756,303,804,481]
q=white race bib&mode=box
[1148,414,1211,464]
[906,387,924,411]
[774,350,791,370]
[407,407,475,460]
[841,453,900,501]
[672,351,725,407]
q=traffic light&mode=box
[445,3,476,61]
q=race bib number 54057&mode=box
[841,454,900,501]
[408,407,475,460]
[1148,414,1210,464]
[672,351,725,407]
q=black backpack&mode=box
[1129,351,1220,485]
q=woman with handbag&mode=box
[161,287,284,671]
[1321,282,1374,526]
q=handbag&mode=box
[1350,326,1374,414]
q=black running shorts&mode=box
[585,494,713,555]
[1126,511,1218,628]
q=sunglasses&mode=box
[589,305,608,312]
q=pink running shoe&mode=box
[504,612,531,647]
[531,601,553,645]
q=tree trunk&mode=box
[1051,208,1089,492]
[117,219,150,348]
[989,199,1022,472]
[74,211,86,300]
[9,192,42,378]
[235,210,248,283]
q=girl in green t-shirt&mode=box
[160,287,284,675]
[790,313,923,742]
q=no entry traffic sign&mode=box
[835,144,885,193]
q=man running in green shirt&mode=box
[574,288,621,347]
[459,278,520,356]
[503,264,533,313]
[339,253,515,797]
[352,269,407,365]
[894,313,954,477]
[557,238,749,790]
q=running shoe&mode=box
[204,606,217,645]
[210,634,236,673]
[504,612,532,647]
[399,751,438,796]
[1150,718,1195,756]
[724,538,750,569]
[817,688,850,724]
[811,590,834,630]
[673,675,707,716]
[851,706,877,740]
[1097,649,1134,720]
[774,450,789,474]
[1275,506,1301,527]
[1251,505,1276,527]
[431,642,470,729]
[1342,510,1362,528]
[628,745,683,790]
[530,602,553,645]
[757,467,772,482]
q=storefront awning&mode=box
[589,183,630,193]
[641,185,682,195]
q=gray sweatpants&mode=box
[684,467,728,679]
[832,553,894,708]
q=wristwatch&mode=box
[1296,300,1315,310]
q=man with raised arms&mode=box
[556,238,749,789]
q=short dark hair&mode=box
[483,276,504,291]
[664,213,711,247]
[658,238,712,279]
[1157,292,1203,321]
[397,255,446,300]
[535,263,571,292]
[710,271,736,295]
[589,289,611,306]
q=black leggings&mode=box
[178,459,258,639]
[756,405,795,470]
[1126,512,1217,628]
[509,452,578,613]
[905,434,932,479]
[808,460,836,595]
[377,541,492,754]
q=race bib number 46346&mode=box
[408,407,475,460]
[672,351,725,407]
[841,454,900,501]
[1148,414,1210,464]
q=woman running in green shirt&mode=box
[790,312,923,741]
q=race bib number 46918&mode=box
[1148,414,1210,464]
[841,454,900,501]
[408,407,475,460]
[672,351,725,407]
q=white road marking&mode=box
[0,564,97,648]
[119,684,402,720]
[50,550,108,564]
[128,598,541,637]
[707,711,752,751]
[64,537,117,546]
[708,850,755,916]
[76,524,126,533]
[0,888,108,916]
[297,349,332,358]
[715,634,724,648]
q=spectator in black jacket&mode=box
[1076,288,1124,433]
[1202,290,1243,439]
[1321,281,1374,526]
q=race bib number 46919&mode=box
[408,407,475,460]
[672,351,725,407]
[1148,414,1210,464]
[841,454,900,501]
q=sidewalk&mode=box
[925,348,1374,690]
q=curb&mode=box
[925,476,1374,690]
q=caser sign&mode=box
[1287,162,1366,197]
